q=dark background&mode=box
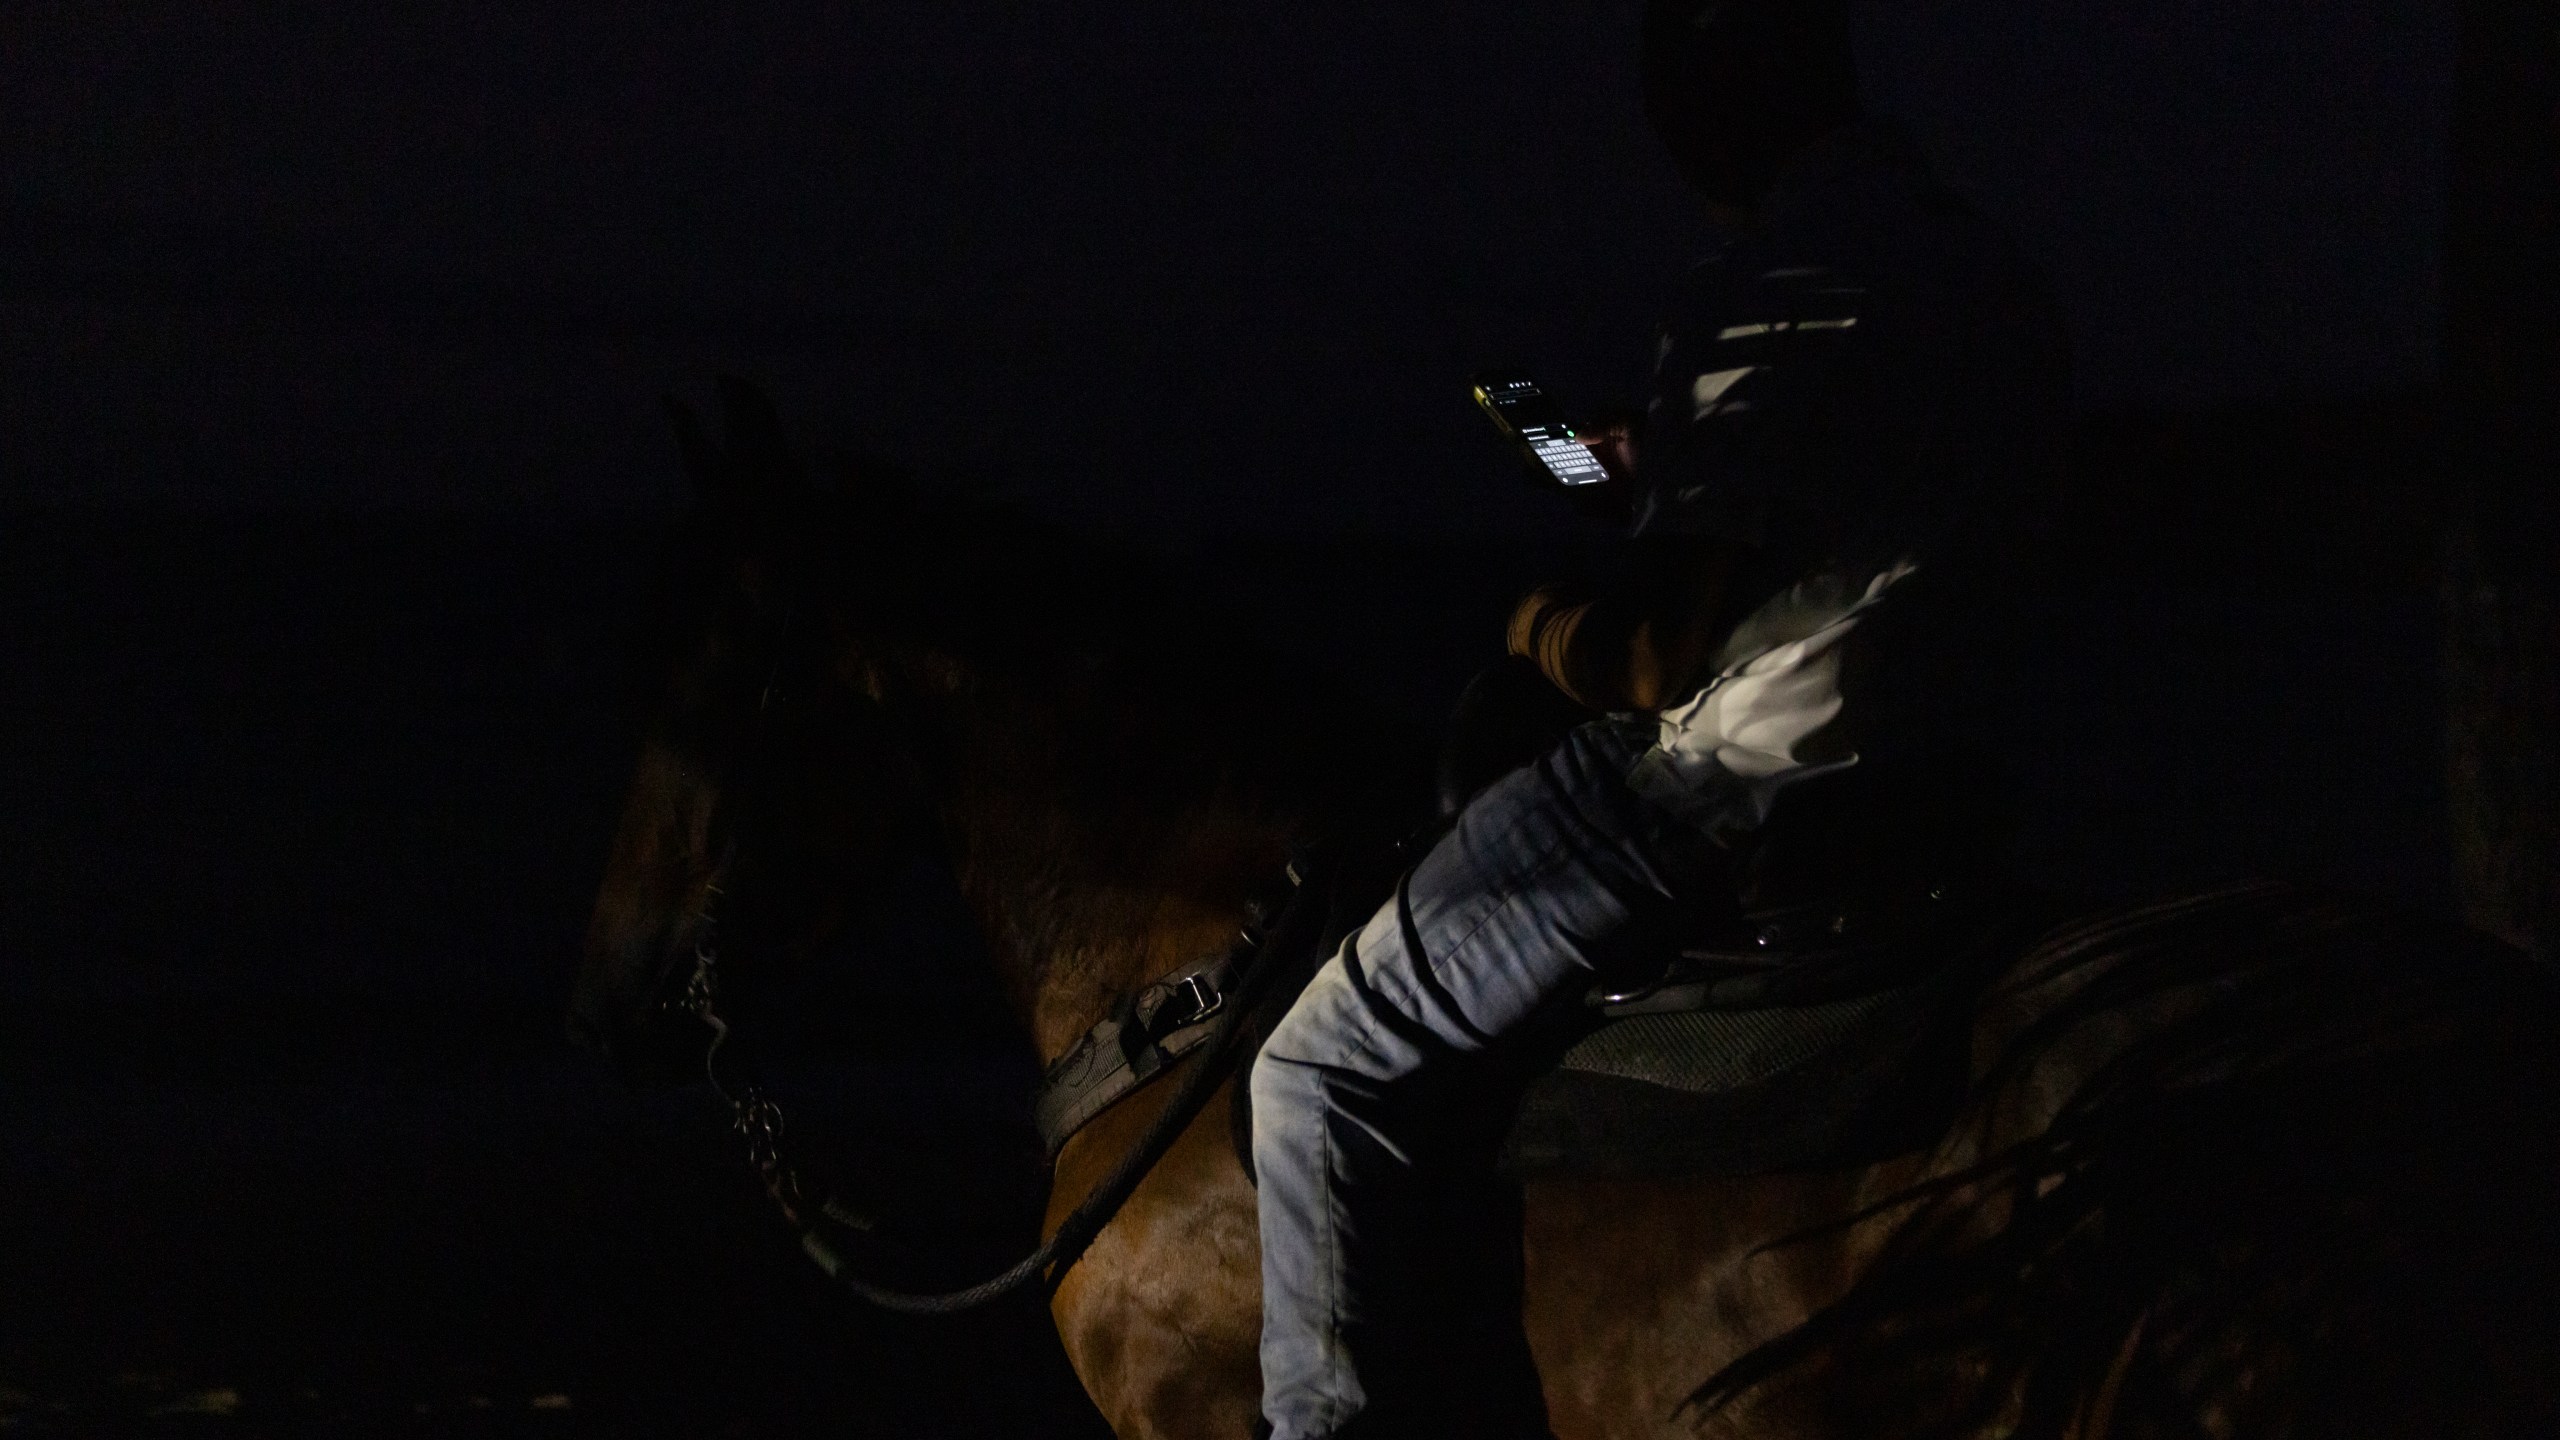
[0,0,2492,1433]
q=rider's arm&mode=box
[1506,530,1742,712]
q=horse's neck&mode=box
[936,700,1304,1063]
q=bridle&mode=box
[639,599,1333,1315]
[670,867,1313,1314]
[617,385,1351,1312]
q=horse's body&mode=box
[1047,1064,1902,1439]
[575,411,2559,1439]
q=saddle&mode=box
[1032,658,2012,1181]
[1031,839,2011,1181]
[1494,914,2002,1176]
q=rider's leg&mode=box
[1251,718,1721,1440]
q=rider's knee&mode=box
[1247,1017,1339,1144]
[1253,950,1403,1117]
[1247,1029,1308,1118]
[1257,957,1363,1078]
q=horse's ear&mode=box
[661,375,808,497]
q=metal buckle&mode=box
[1165,972,1223,1030]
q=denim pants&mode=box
[1249,718,1718,1440]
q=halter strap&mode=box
[1034,949,1243,1157]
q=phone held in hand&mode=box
[1470,371,1613,490]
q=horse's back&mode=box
[1065,879,2557,1439]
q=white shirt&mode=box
[1627,558,1919,843]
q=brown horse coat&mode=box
[577,438,2560,1440]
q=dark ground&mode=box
[0,396,2458,1434]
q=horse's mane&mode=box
[1690,884,2560,1439]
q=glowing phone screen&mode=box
[1471,372,1612,488]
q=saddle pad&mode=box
[1546,989,1904,1093]
[1494,957,1982,1179]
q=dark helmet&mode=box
[1640,0,1862,208]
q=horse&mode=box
[572,385,2560,1440]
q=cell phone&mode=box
[1470,370,1614,489]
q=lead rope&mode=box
[682,863,1319,1316]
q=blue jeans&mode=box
[1250,719,1719,1440]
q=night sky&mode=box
[6,0,2455,535]
[0,3,2477,1433]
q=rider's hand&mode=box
[1577,407,1641,485]
[1553,406,1639,525]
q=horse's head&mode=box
[570,379,941,1079]
[575,378,1426,1074]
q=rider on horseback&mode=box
[1248,3,2069,1436]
